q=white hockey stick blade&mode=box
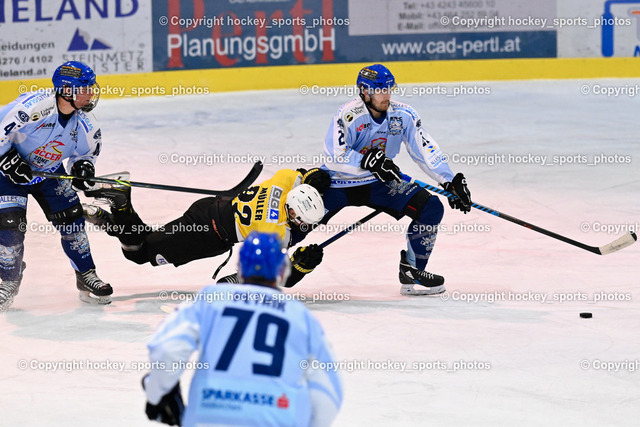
[598,232,637,255]
[98,171,130,180]
[83,171,131,193]
[160,305,175,314]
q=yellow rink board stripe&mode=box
[1,57,639,104]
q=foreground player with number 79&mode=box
[319,64,472,296]
[142,232,343,427]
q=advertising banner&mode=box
[0,0,153,81]
[152,0,345,70]
[152,0,558,72]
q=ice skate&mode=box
[84,184,131,212]
[399,250,445,296]
[0,262,26,312]
[76,268,113,305]
[82,203,114,228]
[83,172,132,212]
[0,280,21,312]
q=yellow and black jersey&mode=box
[232,169,303,243]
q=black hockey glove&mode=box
[442,173,472,214]
[0,147,32,184]
[70,160,95,191]
[142,374,184,426]
[360,148,401,183]
[285,244,324,288]
[302,168,331,193]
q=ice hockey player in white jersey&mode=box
[0,61,112,310]
[143,231,343,427]
[319,64,472,295]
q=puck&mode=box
[580,312,593,319]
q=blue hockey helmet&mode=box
[52,61,100,112]
[52,61,96,89]
[356,64,396,92]
[239,232,290,285]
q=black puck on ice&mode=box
[579,312,593,319]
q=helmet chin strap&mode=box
[365,98,386,114]
[57,92,81,112]
[69,97,81,111]
[360,91,387,114]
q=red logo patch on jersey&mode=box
[356,123,370,132]
[277,394,290,409]
[29,140,65,167]
[359,138,387,155]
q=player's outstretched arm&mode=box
[284,244,324,288]
[360,148,402,183]
[0,147,33,184]
[301,168,331,193]
[142,375,184,426]
[70,160,96,191]
[442,172,472,213]
[145,302,201,406]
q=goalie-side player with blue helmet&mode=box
[0,61,112,310]
[318,64,472,296]
[142,231,343,426]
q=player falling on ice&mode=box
[318,64,472,295]
[0,61,112,310]
[83,168,330,288]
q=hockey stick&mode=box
[319,209,383,248]
[32,161,263,197]
[316,177,426,248]
[402,174,637,256]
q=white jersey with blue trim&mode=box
[0,91,101,185]
[321,98,454,187]
[145,283,343,427]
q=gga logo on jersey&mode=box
[267,186,283,223]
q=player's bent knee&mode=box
[122,234,174,266]
[402,190,444,224]
[48,203,84,225]
[424,196,445,224]
[0,210,27,249]
[0,209,27,231]
[122,247,150,265]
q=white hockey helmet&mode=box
[285,184,325,226]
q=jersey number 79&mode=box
[215,307,290,377]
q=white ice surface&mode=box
[1,79,639,426]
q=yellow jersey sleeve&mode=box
[232,169,303,242]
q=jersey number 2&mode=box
[215,307,290,377]
[233,185,259,226]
